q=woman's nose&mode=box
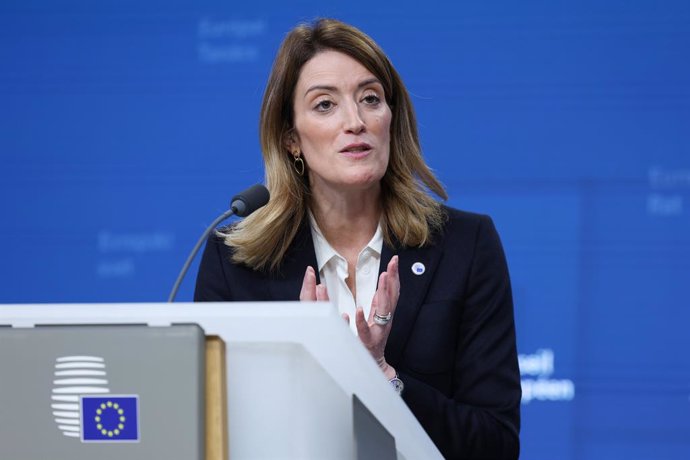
[342,101,366,134]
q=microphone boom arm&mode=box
[167,208,235,303]
[167,183,269,302]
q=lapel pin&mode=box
[411,262,425,275]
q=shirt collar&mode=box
[308,211,383,272]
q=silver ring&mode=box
[373,311,392,326]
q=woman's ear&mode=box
[283,129,300,155]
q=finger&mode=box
[299,266,317,301]
[387,256,400,313]
[316,283,330,302]
[386,256,399,294]
[341,312,350,325]
[387,254,398,274]
[388,255,399,289]
[355,307,372,343]
[378,272,391,315]
[368,272,388,323]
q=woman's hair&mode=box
[224,18,448,271]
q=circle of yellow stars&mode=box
[94,401,126,437]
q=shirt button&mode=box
[362,266,371,275]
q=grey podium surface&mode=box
[0,302,443,460]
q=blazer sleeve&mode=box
[194,233,233,301]
[399,216,521,460]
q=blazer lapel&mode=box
[382,239,444,367]
[268,221,320,300]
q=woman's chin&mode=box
[312,177,382,195]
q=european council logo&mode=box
[81,396,139,442]
[51,355,140,442]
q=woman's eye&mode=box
[315,100,334,111]
[362,94,381,105]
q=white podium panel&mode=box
[0,302,442,460]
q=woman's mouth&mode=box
[340,143,372,156]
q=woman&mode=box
[195,18,521,459]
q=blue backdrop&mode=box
[2,1,689,458]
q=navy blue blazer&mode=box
[194,207,521,459]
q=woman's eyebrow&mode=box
[304,78,382,98]
[304,84,337,97]
[357,77,382,89]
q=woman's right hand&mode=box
[299,266,329,302]
[300,266,355,323]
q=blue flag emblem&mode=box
[81,395,139,442]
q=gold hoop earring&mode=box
[293,155,305,176]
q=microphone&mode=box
[230,183,270,217]
[167,184,270,302]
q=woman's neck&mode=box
[309,184,382,255]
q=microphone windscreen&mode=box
[230,184,270,217]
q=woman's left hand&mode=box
[355,255,400,379]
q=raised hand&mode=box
[355,255,400,379]
[299,266,329,301]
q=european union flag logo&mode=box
[81,395,140,442]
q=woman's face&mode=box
[290,50,392,195]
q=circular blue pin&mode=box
[411,262,425,275]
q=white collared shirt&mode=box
[309,213,383,335]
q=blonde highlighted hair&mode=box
[225,18,447,271]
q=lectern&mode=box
[0,302,442,459]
